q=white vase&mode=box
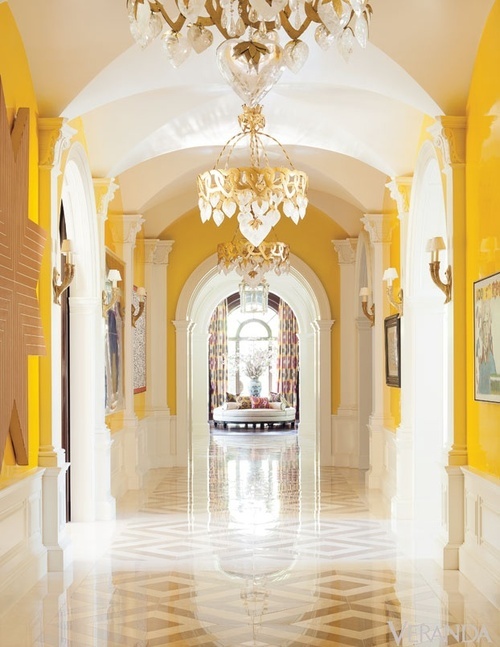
[249,378,261,396]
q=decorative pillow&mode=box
[268,401,285,410]
[251,396,269,409]
[226,392,238,402]
[280,395,292,408]
[222,402,239,410]
[236,395,252,409]
[269,392,282,402]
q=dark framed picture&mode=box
[474,271,500,403]
[384,314,401,388]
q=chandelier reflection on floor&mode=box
[127,0,373,74]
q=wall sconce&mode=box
[426,237,452,303]
[102,269,122,317]
[52,239,75,304]
[382,267,403,316]
[359,287,375,326]
[131,287,146,327]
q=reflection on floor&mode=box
[0,432,498,646]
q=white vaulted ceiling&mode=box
[7,0,495,237]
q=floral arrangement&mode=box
[228,347,274,379]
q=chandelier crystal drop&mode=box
[127,0,372,72]
[197,104,308,246]
[217,236,290,287]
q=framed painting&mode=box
[384,314,401,388]
[474,271,500,402]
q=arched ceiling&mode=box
[6,0,494,238]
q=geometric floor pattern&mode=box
[1,433,498,646]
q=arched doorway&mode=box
[174,253,333,466]
[405,141,450,558]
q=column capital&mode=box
[311,319,335,333]
[38,117,77,173]
[93,178,119,222]
[362,213,398,245]
[173,319,196,333]
[332,238,358,264]
[428,116,466,168]
[145,239,175,265]
[385,176,413,219]
[108,214,145,247]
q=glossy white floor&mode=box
[0,431,498,646]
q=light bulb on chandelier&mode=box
[197,103,308,247]
[126,0,373,78]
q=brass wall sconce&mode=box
[131,287,146,327]
[52,239,75,304]
[382,267,403,316]
[102,269,122,317]
[426,236,452,303]
[359,287,375,326]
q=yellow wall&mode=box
[466,0,500,476]
[161,205,348,415]
[0,5,42,477]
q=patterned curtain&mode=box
[209,300,228,412]
[277,300,299,408]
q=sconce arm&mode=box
[102,287,121,317]
[429,261,452,303]
[52,262,75,305]
[386,285,404,316]
[361,300,375,326]
[131,300,145,327]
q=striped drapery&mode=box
[277,300,299,408]
[209,300,228,412]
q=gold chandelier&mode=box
[198,104,307,246]
[218,235,290,287]
[127,0,373,78]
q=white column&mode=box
[332,238,359,467]
[93,179,119,520]
[144,239,174,467]
[312,319,334,466]
[430,117,467,568]
[68,297,100,521]
[362,214,397,489]
[38,119,77,569]
[356,316,372,470]
[173,319,195,467]
[109,214,145,489]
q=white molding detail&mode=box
[0,470,47,606]
[460,467,500,608]
[144,239,174,265]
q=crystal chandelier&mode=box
[127,0,373,76]
[198,104,307,246]
[218,235,290,287]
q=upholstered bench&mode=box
[212,397,296,429]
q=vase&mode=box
[249,378,262,397]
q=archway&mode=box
[404,140,449,558]
[174,253,333,468]
[59,143,112,522]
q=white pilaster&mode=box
[173,319,195,467]
[144,239,174,466]
[362,214,397,489]
[312,319,334,466]
[68,296,100,521]
[109,214,145,489]
[332,238,359,467]
[93,179,119,520]
[38,118,77,569]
